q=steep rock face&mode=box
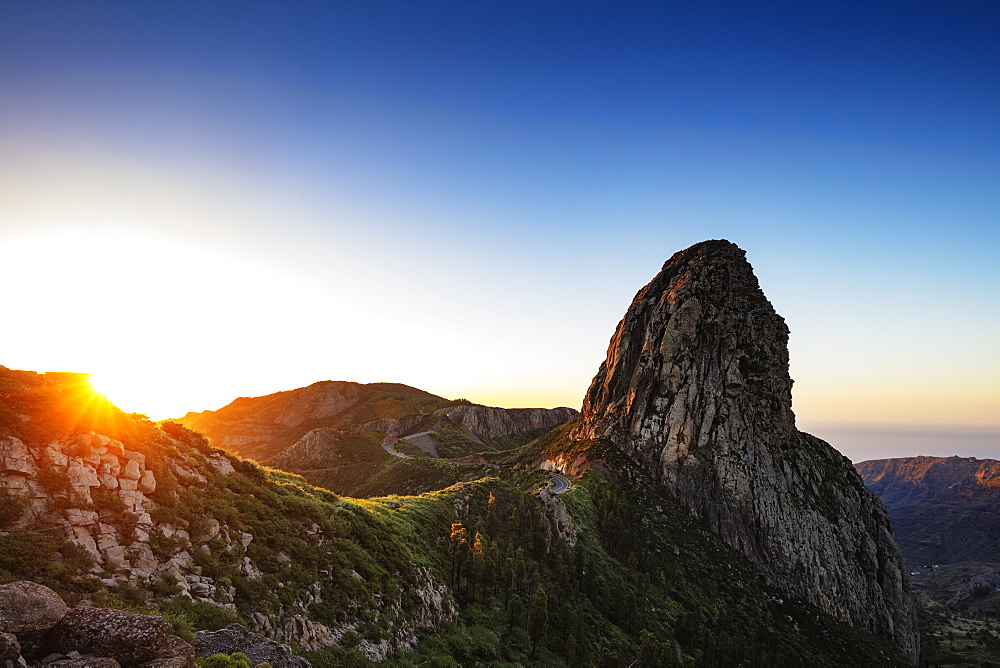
[437,405,578,441]
[568,239,918,661]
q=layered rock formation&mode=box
[566,239,918,661]
[437,405,578,442]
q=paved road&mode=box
[549,472,571,494]
[383,431,438,459]
[383,441,410,458]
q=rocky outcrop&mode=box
[435,405,578,442]
[0,581,68,635]
[0,431,222,585]
[194,624,309,668]
[565,240,918,661]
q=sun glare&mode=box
[87,372,152,417]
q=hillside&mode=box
[856,456,1000,566]
[176,381,578,464]
[174,381,455,461]
[0,364,913,666]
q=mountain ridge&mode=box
[176,380,578,464]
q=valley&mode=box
[858,456,1000,666]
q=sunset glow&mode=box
[0,2,996,458]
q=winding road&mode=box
[548,472,571,494]
[383,431,438,459]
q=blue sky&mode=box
[0,1,997,459]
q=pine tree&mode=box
[528,585,549,659]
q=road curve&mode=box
[383,430,439,459]
[383,441,410,458]
[548,472,571,494]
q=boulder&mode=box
[139,635,195,668]
[195,624,310,668]
[60,659,121,668]
[138,471,156,494]
[122,460,141,481]
[0,438,36,476]
[0,632,21,660]
[43,607,171,665]
[122,451,146,468]
[0,581,68,635]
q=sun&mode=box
[87,370,171,419]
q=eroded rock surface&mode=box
[436,405,578,442]
[0,581,67,635]
[568,239,918,661]
[44,607,173,665]
[195,624,309,668]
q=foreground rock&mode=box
[195,625,309,668]
[564,239,919,662]
[1,632,25,668]
[0,581,68,635]
[44,607,174,665]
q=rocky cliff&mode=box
[563,240,918,661]
[437,405,578,442]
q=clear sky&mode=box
[1,1,997,460]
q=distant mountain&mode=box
[174,381,452,461]
[856,456,1000,566]
[176,380,578,464]
[857,456,1000,664]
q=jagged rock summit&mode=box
[568,239,919,661]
